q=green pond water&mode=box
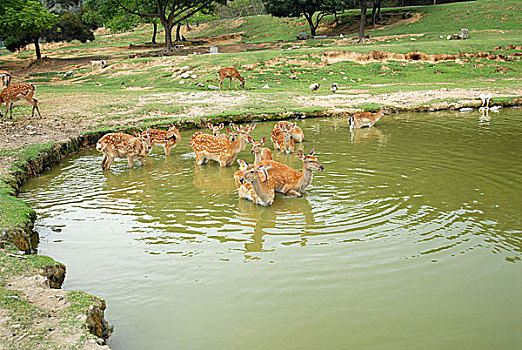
[20,109,522,349]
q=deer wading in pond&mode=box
[271,121,297,153]
[258,148,324,197]
[235,160,275,206]
[249,136,272,164]
[139,123,180,156]
[191,123,255,167]
[348,107,384,129]
[96,130,153,170]
[0,83,42,119]
[217,67,245,90]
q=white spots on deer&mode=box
[0,83,41,119]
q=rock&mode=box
[191,74,197,79]
[261,85,270,89]
[180,73,190,79]
[459,108,473,112]
[207,85,219,90]
[179,66,190,73]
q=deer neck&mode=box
[251,173,272,203]
[254,150,262,164]
[231,134,246,154]
[298,164,314,191]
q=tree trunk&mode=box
[358,1,367,42]
[151,22,157,44]
[175,22,182,42]
[334,11,339,26]
[304,14,317,37]
[186,20,191,31]
[163,20,173,51]
[34,37,42,60]
[372,1,377,26]
[377,0,382,21]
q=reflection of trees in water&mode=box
[237,196,316,259]
[349,127,390,144]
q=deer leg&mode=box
[284,187,303,197]
[9,102,14,119]
[105,155,115,170]
[164,144,170,156]
[234,78,238,89]
[229,78,232,90]
[128,156,134,169]
[101,155,107,169]
[31,98,42,118]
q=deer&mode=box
[275,121,304,142]
[139,123,180,156]
[0,83,42,119]
[0,70,11,88]
[249,136,272,164]
[348,107,384,129]
[309,82,320,93]
[91,60,107,69]
[190,123,255,167]
[479,92,492,111]
[208,122,225,137]
[235,160,275,206]
[257,148,324,198]
[271,121,297,153]
[96,130,153,170]
[217,67,245,90]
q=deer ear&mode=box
[218,123,224,130]
[232,123,240,132]
[261,136,266,144]
[248,136,254,144]
[146,128,150,135]
[308,147,315,156]
[279,123,284,131]
[207,123,212,129]
[250,124,256,132]
[226,127,231,133]
[169,123,174,127]
[298,150,305,160]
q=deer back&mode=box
[271,122,295,153]
[97,132,151,158]
[0,83,35,103]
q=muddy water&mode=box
[20,109,522,349]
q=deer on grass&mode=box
[234,160,275,206]
[348,107,384,129]
[190,123,255,167]
[96,130,153,170]
[217,67,245,90]
[0,83,42,119]
[139,123,180,156]
[271,121,297,153]
[258,148,324,197]
[0,70,11,88]
[249,137,272,164]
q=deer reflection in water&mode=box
[237,196,316,258]
[349,126,390,144]
[192,165,237,195]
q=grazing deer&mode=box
[271,122,297,153]
[330,83,338,93]
[249,136,272,164]
[348,107,384,129]
[235,160,275,206]
[0,83,42,119]
[217,67,245,90]
[91,60,107,69]
[309,83,320,93]
[258,148,324,197]
[276,121,304,142]
[96,130,153,170]
[190,123,255,167]
[139,123,180,156]
[0,70,11,88]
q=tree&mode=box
[264,0,340,37]
[357,0,368,42]
[114,0,224,51]
[0,0,58,59]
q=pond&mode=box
[20,109,522,349]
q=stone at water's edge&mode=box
[87,300,113,341]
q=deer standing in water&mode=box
[249,137,272,164]
[275,121,304,142]
[235,160,275,206]
[0,83,42,119]
[96,130,153,170]
[139,123,180,156]
[217,67,245,90]
[348,107,384,129]
[258,148,324,197]
[271,122,297,153]
[191,123,255,167]
[0,70,11,88]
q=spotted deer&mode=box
[190,123,255,167]
[208,122,225,137]
[217,67,245,90]
[0,83,42,119]
[96,130,153,170]
[0,70,11,88]
[249,137,272,164]
[276,121,304,142]
[235,160,275,206]
[271,122,297,153]
[139,123,180,156]
[258,148,324,197]
[348,107,384,129]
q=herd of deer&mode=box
[0,70,42,119]
[96,120,326,206]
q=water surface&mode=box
[20,109,522,349]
